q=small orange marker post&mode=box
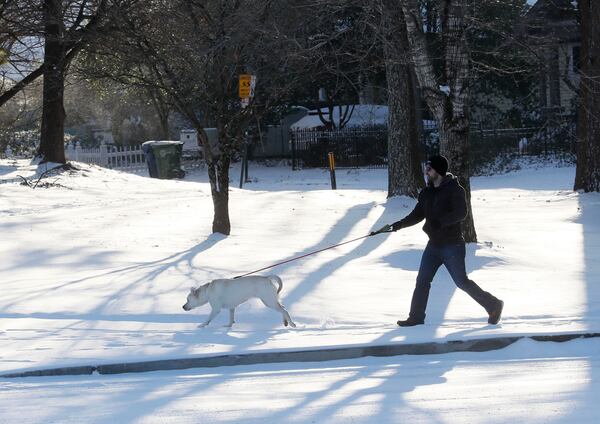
[328,151,337,190]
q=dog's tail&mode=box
[268,275,283,293]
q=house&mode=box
[525,0,580,117]
[179,128,219,156]
[253,106,308,157]
[180,129,199,151]
[177,108,309,159]
[91,127,114,144]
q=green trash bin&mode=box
[142,141,185,179]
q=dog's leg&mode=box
[261,297,296,328]
[226,308,235,327]
[279,304,296,328]
[198,307,221,328]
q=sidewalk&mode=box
[3,327,599,378]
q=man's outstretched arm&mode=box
[391,196,425,231]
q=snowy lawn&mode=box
[1,159,599,375]
[0,337,598,423]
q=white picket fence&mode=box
[65,141,147,171]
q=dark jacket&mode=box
[393,173,468,244]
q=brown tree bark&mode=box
[146,88,170,140]
[207,153,231,235]
[2,0,110,162]
[401,0,477,242]
[574,0,600,192]
[382,0,424,198]
[37,0,67,164]
[439,121,477,242]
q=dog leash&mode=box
[233,224,393,279]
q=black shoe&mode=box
[397,318,424,327]
[488,300,504,325]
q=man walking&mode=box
[385,155,503,327]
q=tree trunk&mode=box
[574,0,600,192]
[207,153,231,235]
[187,112,233,236]
[147,88,170,140]
[158,112,170,140]
[383,1,424,198]
[37,0,66,164]
[440,0,476,242]
[402,0,477,242]
[439,120,477,242]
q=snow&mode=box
[1,157,599,422]
[142,140,184,147]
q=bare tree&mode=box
[401,0,477,242]
[85,0,310,234]
[286,1,387,130]
[38,0,69,163]
[574,0,600,192]
[0,1,139,163]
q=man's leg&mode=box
[441,243,502,318]
[405,243,443,323]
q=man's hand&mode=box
[391,221,403,232]
[370,224,391,236]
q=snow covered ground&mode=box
[1,157,599,422]
[1,159,598,371]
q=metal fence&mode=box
[290,126,388,169]
[291,123,576,170]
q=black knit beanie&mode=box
[427,155,449,176]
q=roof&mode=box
[290,105,388,130]
[525,0,579,43]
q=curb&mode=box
[2,332,599,379]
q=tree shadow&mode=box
[0,161,19,177]
[16,370,228,424]
[380,238,499,332]
[227,193,496,422]
[258,355,449,423]
[0,233,228,374]
[567,192,600,415]
[253,201,380,306]
[1,233,226,310]
[108,197,399,363]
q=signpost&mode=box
[239,74,256,108]
[238,74,256,188]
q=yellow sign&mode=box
[239,74,256,98]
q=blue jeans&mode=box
[408,242,498,322]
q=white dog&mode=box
[182,275,296,328]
